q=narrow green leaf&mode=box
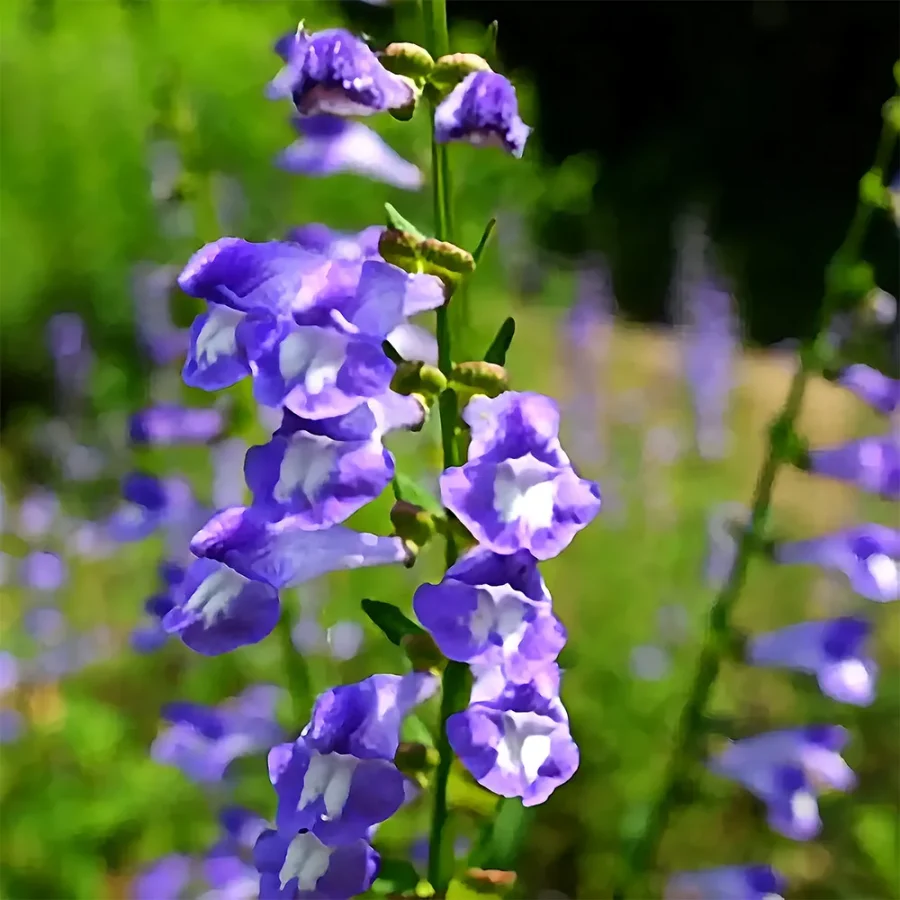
[361,598,424,646]
[483,317,516,365]
[392,473,443,517]
[472,218,496,267]
[385,202,427,241]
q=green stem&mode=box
[275,603,313,732]
[421,0,470,893]
[613,102,899,900]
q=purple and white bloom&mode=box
[748,616,877,705]
[302,672,437,761]
[665,865,786,900]
[184,303,253,391]
[254,829,379,900]
[440,392,601,559]
[775,525,899,602]
[836,365,900,415]
[152,686,284,783]
[19,551,67,593]
[268,738,406,842]
[384,322,439,367]
[806,434,900,499]
[434,71,531,158]
[190,506,409,590]
[162,557,281,655]
[244,426,393,528]
[130,405,224,445]
[708,726,856,840]
[268,27,415,117]
[448,679,578,806]
[131,591,178,654]
[277,116,422,190]
[287,223,383,262]
[414,576,564,681]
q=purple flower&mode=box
[268,27,415,117]
[46,313,92,400]
[278,116,422,190]
[806,434,900,499]
[19,551,67,593]
[151,685,284,783]
[287,223,383,261]
[836,364,900,415]
[326,621,365,660]
[214,438,251,510]
[0,709,24,745]
[131,263,188,365]
[107,473,195,543]
[414,576,564,680]
[132,854,193,900]
[434,72,531,158]
[16,490,59,540]
[23,605,67,644]
[162,557,281,655]
[440,392,600,559]
[0,651,20,693]
[708,726,855,840]
[448,679,578,806]
[268,738,406,842]
[748,617,877,705]
[244,426,394,528]
[254,828,379,900]
[774,525,899,602]
[130,405,224,445]
[190,506,409,590]
[665,865,785,900]
[302,672,437,761]
[384,323,438,366]
[184,304,253,391]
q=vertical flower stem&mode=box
[422,0,471,894]
[613,103,898,900]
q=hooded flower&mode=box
[254,829,379,900]
[130,405,224,445]
[162,557,281,655]
[774,525,899,602]
[748,616,877,705]
[268,27,415,117]
[805,435,900,499]
[277,116,422,190]
[665,865,786,900]
[434,71,531,158]
[447,677,578,806]
[152,686,284,783]
[708,726,856,840]
[190,505,409,590]
[287,223,383,261]
[440,392,600,559]
[835,364,900,415]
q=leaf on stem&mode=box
[483,317,516,365]
[361,598,425,646]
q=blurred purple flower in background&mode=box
[277,116,422,190]
[131,263,188,365]
[16,490,60,540]
[835,364,900,415]
[19,552,67,594]
[46,313,93,405]
[130,405,225,446]
[672,214,739,461]
[665,865,785,900]
[805,434,900,499]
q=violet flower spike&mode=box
[835,364,900,415]
[748,616,877,705]
[774,524,899,602]
[268,27,415,117]
[130,405,224,446]
[665,865,786,900]
[434,71,531,158]
[277,116,422,190]
[805,434,900,499]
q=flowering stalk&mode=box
[420,0,471,892]
[614,96,899,899]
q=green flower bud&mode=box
[378,228,422,274]
[430,53,492,92]
[420,238,475,283]
[381,42,436,79]
[390,499,438,552]
[391,361,448,404]
[401,630,445,673]
[393,741,436,776]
